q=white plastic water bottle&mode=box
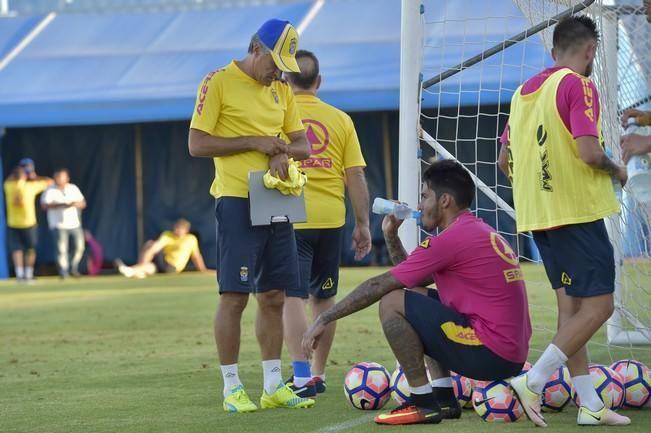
[372,197,421,221]
[625,119,651,204]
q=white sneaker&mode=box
[114,259,135,278]
[577,405,631,426]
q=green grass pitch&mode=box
[1,265,650,432]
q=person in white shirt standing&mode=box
[41,169,86,278]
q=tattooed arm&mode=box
[384,230,408,265]
[576,136,628,186]
[302,271,403,354]
[382,214,408,265]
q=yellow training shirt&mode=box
[508,68,619,232]
[4,179,49,228]
[158,231,199,272]
[190,61,304,198]
[292,95,366,229]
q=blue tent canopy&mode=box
[0,0,551,127]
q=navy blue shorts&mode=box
[154,252,176,273]
[533,219,615,297]
[8,226,38,252]
[404,290,523,381]
[215,197,299,294]
[286,227,343,299]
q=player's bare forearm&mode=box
[384,231,408,265]
[188,128,255,157]
[318,272,403,325]
[345,167,370,227]
[595,153,621,177]
[497,144,510,179]
[286,130,310,160]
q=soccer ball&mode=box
[450,371,473,408]
[472,379,523,422]
[541,366,573,411]
[390,367,410,405]
[610,359,651,408]
[571,365,625,409]
[344,362,391,410]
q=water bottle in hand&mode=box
[372,197,420,220]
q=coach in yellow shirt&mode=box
[282,50,370,397]
[3,160,52,283]
[498,16,630,427]
[188,19,313,412]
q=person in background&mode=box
[3,159,52,283]
[41,168,86,278]
[282,49,371,397]
[115,218,207,279]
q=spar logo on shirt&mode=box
[299,118,332,169]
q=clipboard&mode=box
[248,171,307,226]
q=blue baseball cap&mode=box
[19,158,34,173]
[256,19,300,73]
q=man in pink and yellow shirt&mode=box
[303,160,531,426]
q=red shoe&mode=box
[374,403,443,425]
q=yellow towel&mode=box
[263,158,307,196]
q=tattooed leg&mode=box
[379,290,429,387]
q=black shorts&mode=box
[8,226,38,252]
[286,227,343,299]
[215,197,299,294]
[154,252,176,273]
[404,290,523,381]
[533,219,615,297]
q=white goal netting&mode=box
[401,0,651,365]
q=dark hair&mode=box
[552,15,599,53]
[54,168,69,176]
[285,49,319,90]
[423,160,474,209]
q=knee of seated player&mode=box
[256,289,285,312]
[219,292,250,314]
[378,289,406,322]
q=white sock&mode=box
[573,374,603,411]
[262,359,283,394]
[25,266,34,279]
[15,266,24,279]
[221,363,242,397]
[410,383,433,395]
[293,376,311,387]
[527,344,568,394]
[313,373,326,381]
[430,377,453,388]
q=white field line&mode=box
[307,413,376,433]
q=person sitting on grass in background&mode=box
[303,160,532,426]
[115,218,207,278]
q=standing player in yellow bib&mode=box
[282,50,371,396]
[188,19,314,412]
[498,16,630,427]
[3,159,52,283]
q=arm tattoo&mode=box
[320,272,401,325]
[384,232,408,265]
[597,153,620,177]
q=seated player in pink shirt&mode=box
[302,160,532,426]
